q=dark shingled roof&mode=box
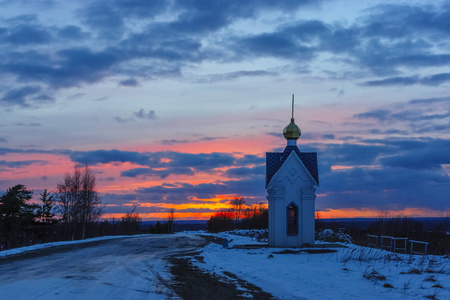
[266,146,319,187]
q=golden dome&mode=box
[283,118,301,140]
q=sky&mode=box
[0,0,449,220]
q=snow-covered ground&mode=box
[193,230,450,300]
[1,231,449,299]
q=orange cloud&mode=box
[317,207,444,219]
[102,212,214,220]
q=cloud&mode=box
[121,167,194,179]
[70,149,265,179]
[0,0,325,97]
[362,76,419,87]
[223,166,265,178]
[0,147,71,156]
[15,123,42,127]
[377,140,450,169]
[198,136,226,142]
[160,139,191,145]
[1,0,449,105]
[1,85,41,107]
[237,33,313,61]
[322,134,335,139]
[134,109,157,120]
[354,109,391,122]
[2,47,120,90]
[160,136,226,145]
[113,116,134,123]
[420,73,450,86]
[353,97,450,133]
[119,78,139,86]
[0,160,47,169]
[57,25,88,40]
[194,70,277,83]
[0,137,7,143]
[136,176,266,204]
[314,135,450,211]
[236,154,265,165]
[318,167,449,211]
[79,0,169,34]
[362,73,450,87]
[2,24,52,45]
[70,149,150,165]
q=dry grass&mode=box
[363,268,386,282]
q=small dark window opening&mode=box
[287,204,298,235]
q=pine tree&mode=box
[37,189,55,225]
[0,184,35,249]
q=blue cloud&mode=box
[322,134,335,139]
[134,109,157,120]
[362,73,450,87]
[136,176,266,204]
[121,167,194,179]
[1,85,42,107]
[362,76,420,87]
[70,149,265,179]
[224,166,265,178]
[2,24,52,45]
[318,167,449,211]
[0,160,47,168]
[237,33,312,60]
[70,149,150,165]
[353,97,450,133]
[58,25,88,40]
[1,0,448,103]
[119,78,139,86]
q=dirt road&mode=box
[0,234,274,300]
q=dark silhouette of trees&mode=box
[241,203,268,230]
[207,210,235,232]
[118,207,142,235]
[56,165,102,240]
[368,215,424,237]
[207,199,268,233]
[0,184,36,249]
[231,197,245,225]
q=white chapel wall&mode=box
[267,152,316,247]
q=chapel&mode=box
[266,96,319,247]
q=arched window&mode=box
[287,203,298,235]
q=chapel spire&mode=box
[283,94,301,143]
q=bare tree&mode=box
[231,197,245,227]
[56,165,102,240]
[167,207,176,234]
